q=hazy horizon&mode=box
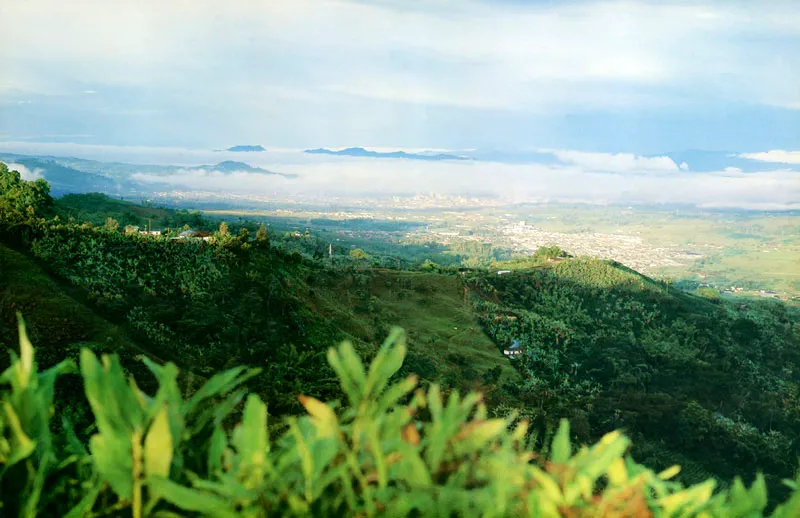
[1,141,798,211]
[2,0,799,210]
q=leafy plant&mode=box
[4,315,800,516]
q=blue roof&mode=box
[508,339,521,349]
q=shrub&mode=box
[697,287,722,302]
[3,314,800,516]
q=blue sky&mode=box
[1,0,799,156]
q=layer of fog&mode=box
[133,155,799,211]
[2,142,797,210]
[7,163,44,181]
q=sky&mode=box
[1,0,799,154]
[1,0,799,209]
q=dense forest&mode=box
[2,161,800,515]
[468,256,800,496]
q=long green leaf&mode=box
[146,477,238,517]
[144,406,173,478]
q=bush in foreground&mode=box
[2,314,800,516]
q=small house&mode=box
[503,339,523,359]
[174,229,213,241]
[497,270,512,275]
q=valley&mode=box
[2,160,800,514]
[4,0,800,513]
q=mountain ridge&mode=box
[226,144,266,152]
[305,146,468,161]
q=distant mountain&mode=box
[227,145,266,152]
[194,160,290,175]
[0,154,296,197]
[0,154,118,196]
[305,147,468,161]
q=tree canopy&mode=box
[0,162,53,222]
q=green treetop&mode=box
[0,162,53,222]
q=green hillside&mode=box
[466,255,800,499]
[3,164,800,514]
[311,268,521,391]
[9,319,800,517]
[0,242,146,369]
[54,192,210,231]
[2,183,518,415]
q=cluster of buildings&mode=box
[123,226,213,241]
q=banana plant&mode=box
[1,314,76,517]
[73,340,261,517]
[5,310,800,516]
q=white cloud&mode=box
[132,168,293,193]
[7,162,43,180]
[3,141,797,209]
[2,0,799,113]
[546,150,680,173]
[88,144,797,210]
[739,150,800,164]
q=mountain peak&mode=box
[226,145,266,152]
[304,147,467,161]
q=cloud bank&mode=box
[546,150,682,173]
[739,150,800,164]
[7,162,43,181]
[1,1,799,151]
[2,142,797,210]
[126,149,799,211]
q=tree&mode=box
[238,227,250,243]
[534,245,566,261]
[255,223,269,245]
[697,287,721,301]
[0,162,53,222]
[218,221,229,237]
[349,248,370,262]
[104,217,119,232]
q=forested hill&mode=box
[465,255,800,496]
[2,163,800,511]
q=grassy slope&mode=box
[0,244,134,357]
[307,268,520,390]
[0,237,518,401]
[45,193,518,395]
[55,193,177,228]
[0,243,172,393]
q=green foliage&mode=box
[533,245,568,261]
[218,221,229,237]
[697,287,721,301]
[469,260,800,503]
[0,162,53,224]
[55,192,177,230]
[4,318,800,516]
[255,223,269,245]
[104,216,119,232]
[4,178,800,514]
[2,214,341,415]
[349,248,370,262]
[0,315,76,516]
